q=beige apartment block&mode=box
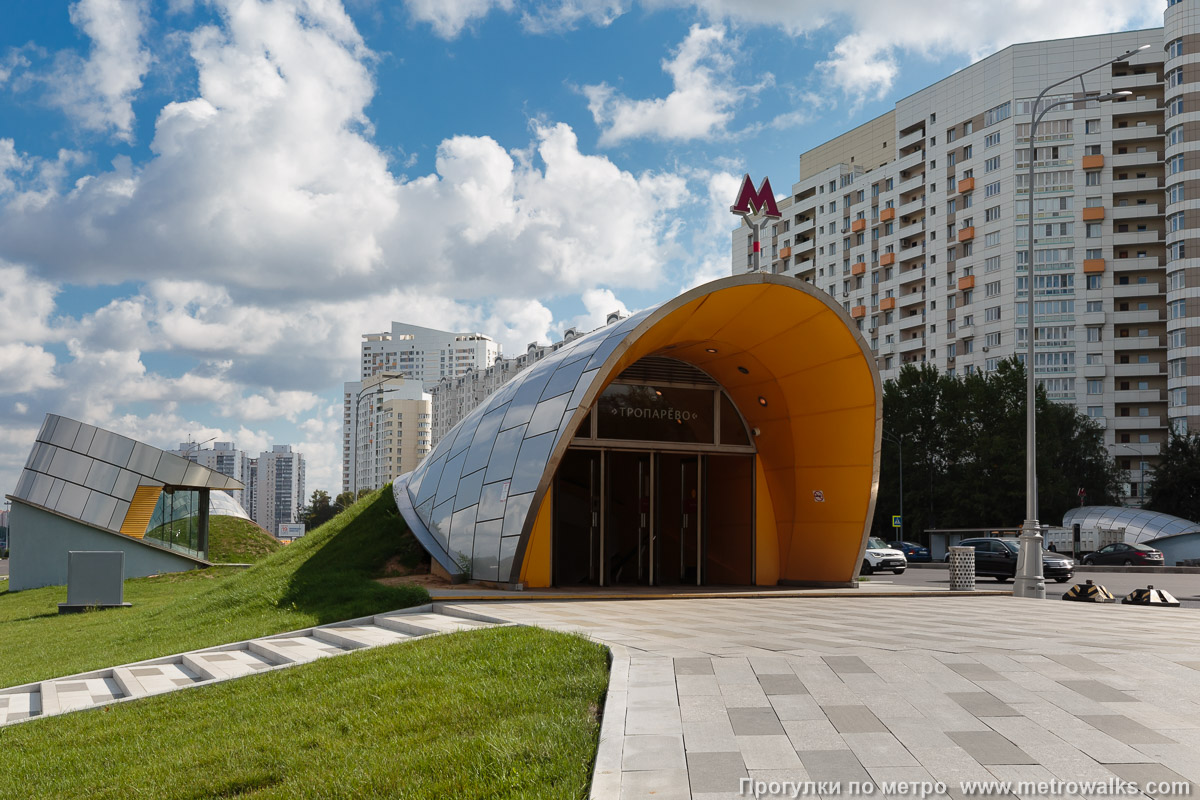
[342,375,431,495]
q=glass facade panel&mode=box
[477,481,509,521]
[49,418,81,449]
[501,492,535,539]
[454,467,487,512]
[472,518,503,581]
[540,355,591,400]
[435,451,468,508]
[483,426,526,483]
[127,442,162,475]
[447,506,478,566]
[56,482,91,519]
[72,423,97,453]
[81,492,118,528]
[87,429,136,466]
[144,489,202,556]
[526,392,570,437]
[462,407,507,476]
[84,459,121,494]
[596,384,716,444]
[500,370,554,430]
[509,432,557,494]
[49,448,93,484]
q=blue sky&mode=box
[0,0,1163,496]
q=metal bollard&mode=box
[948,546,975,591]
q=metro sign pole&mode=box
[731,174,782,273]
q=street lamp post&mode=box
[883,429,903,539]
[1014,44,1148,600]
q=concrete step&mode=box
[0,610,504,728]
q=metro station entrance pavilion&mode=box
[395,274,882,590]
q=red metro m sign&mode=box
[730,174,781,220]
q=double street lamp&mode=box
[882,429,903,539]
[1013,44,1150,600]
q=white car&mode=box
[861,537,907,575]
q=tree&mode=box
[334,488,374,512]
[1145,431,1200,522]
[872,358,1124,538]
[299,490,336,529]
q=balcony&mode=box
[1113,281,1163,297]
[1082,364,1107,378]
[957,177,975,194]
[957,226,975,242]
[898,174,924,195]
[898,128,925,150]
[1112,124,1162,142]
[1111,415,1163,430]
[851,305,867,319]
[1112,203,1159,219]
[1081,154,1105,170]
[898,312,926,331]
[1082,207,1106,221]
[880,252,896,266]
[1115,389,1165,404]
[957,275,976,291]
[1112,255,1165,271]
[851,219,867,233]
[899,242,925,262]
[1113,310,1163,325]
[1108,230,1156,245]
[1111,98,1163,116]
[880,207,896,222]
[898,220,925,239]
[1112,151,1163,168]
[898,336,926,354]
[1113,335,1166,351]
[1114,361,1166,377]
[1112,177,1163,193]
[1083,259,1106,273]
[898,197,925,217]
[779,246,792,259]
[852,261,867,275]
[895,149,925,173]
[1113,72,1161,90]
[899,265,926,286]
[880,297,896,311]
[899,290,927,308]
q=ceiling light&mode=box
[758,396,768,407]
[705,347,718,354]
[738,366,749,375]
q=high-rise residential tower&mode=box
[733,23,1189,504]
[254,445,305,536]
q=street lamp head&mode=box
[1094,91,1133,103]
[1116,44,1153,62]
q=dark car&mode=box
[944,537,1075,583]
[1082,542,1165,566]
[888,541,931,562]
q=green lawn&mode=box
[0,626,610,800]
[0,487,429,687]
[206,515,282,563]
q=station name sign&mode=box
[609,406,699,422]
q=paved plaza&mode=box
[454,595,1200,800]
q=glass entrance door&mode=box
[655,453,701,585]
[605,451,652,585]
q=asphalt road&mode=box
[873,563,1200,608]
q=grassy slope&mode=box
[0,626,610,800]
[0,487,429,687]
[207,515,282,563]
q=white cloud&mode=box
[583,25,767,146]
[403,0,514,38]
[521,0,627,33]
[567,287,630,334]
[47,0,153,139]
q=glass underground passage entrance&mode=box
[552,358,756,587]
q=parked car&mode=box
[1082,542,1165,566]
[862,537,907,575]
[944,537,1075,583]
[888,540,931,562]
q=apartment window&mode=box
[984,205,1001,223]
[1087,406,1102,418]
[962,145,972,160]
[1168,183,1186,204]
[1087,380,1103,394]
[964,121,974,135]
[1086,300,1102,312]
[985,332,1002,347]
[1087,327,1102,342]
[985,180,1001,197]
[985,280,1001,297]
[1085,171,1101,186]
[984,101,1010,126]
[948,151,957,166]
[985,156,1000,173]
[1168,96,1184,118]
[948,198,957,214]
[1086,274,1102,290]
[1168,37,1184,59]
[947,128,957,142]
[984,231,1000,247]
[985,255,1001,272]
[1085,119,1100,134]
[1086,223,1102,238]
[1168,154,1185,175]
[1086,248,1102,260]
[1169,211,1185,232]
[962,289,973,304]
[985,305,1002,322]
[1168,67,1184,88]
[1170,240,1186,260]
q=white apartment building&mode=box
[255,445,305,536]
[359,322,501,388]
[170,441,252,508]
[732,21,1200,503]
[342,374,432,494]
[430,317,626,445]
